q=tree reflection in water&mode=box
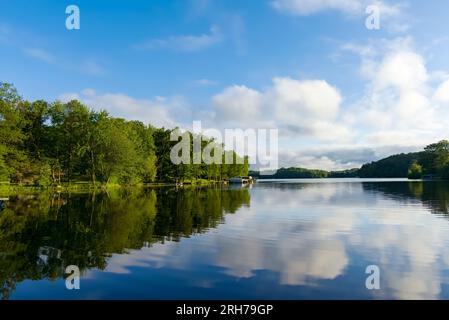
[362,181,449,214]
[0,187,250,299]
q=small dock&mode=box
[229,176,254,184]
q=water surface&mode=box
[2,179,449,299]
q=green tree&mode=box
[153,128,177,182]
[408,161,423,179]
[441,163,449,180]
[37,163,53,187]
[0,83,250,185]
[18,100,50,161]
[0,83,30,183]
[420,140,449,175]
[48,100,90,183]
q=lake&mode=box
[1,179,449,300]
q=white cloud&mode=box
[282,153,347,171]
[271,0,407,32]
[270,78,341,122]
[434,79,449,103]
[23,48,55,64]
[22,48,107,77]
[374,51,428,92]
[135,26,223,52]
[271,0,363,15]
[336,37,449,158]
[82,60,107,76]
[193,78,218,87]
[278,146,373,170]
[58,89,189,129]
[271,0,401,17]
[213,85,265,124]
[211,78,350,142]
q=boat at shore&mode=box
[229,176,255,184]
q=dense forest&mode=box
[252,140,449,179]
[358,152,422,178]
[359,141,449,179]
[0,82,249,186]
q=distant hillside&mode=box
[250,167,327,179]
[250,141,449,180]
[358,152,423,178]
[252,152,423,179]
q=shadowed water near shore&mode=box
[0,187,250,299]
[2,180,449,300]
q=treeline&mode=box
[252,140,449,180]
[250,167,359,179]
[358,152,422,178]
[359,141,449,179]
[0,82,248,186]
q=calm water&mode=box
[2,179,449,300]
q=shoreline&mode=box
[0,179,230,195]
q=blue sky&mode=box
[1,0,449,169]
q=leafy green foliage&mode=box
[420,140,449,175]
[408,161,423,179]
[358,153,422,178]
[0,83,248,185]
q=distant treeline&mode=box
[252,140,449,179]
[0,82,248,186]
[358,152,421,178]
[359,140,449,179]
[250,167,359,179]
